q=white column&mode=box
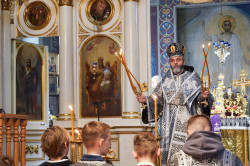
[0,8,2,108]
[138,0,151,92]
[123,0,140,117]
[58,1,74,120]
[1,3,11,113]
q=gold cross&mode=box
[232,70,250,96]
[141,103,147,109]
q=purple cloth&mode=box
[210,114,220,133]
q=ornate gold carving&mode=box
[58,113,72,116]
[57,113,76,121]
[122,112,141,119]
[221,130,247,165]
[16,28,27,38]
[103,148,116,159]
[96,24,103,32]
[58,113,76,117]
[56,118,77,121]
[111,21,122,33]
[122,116,141,119]
[78,23,89,34]
[141,83,148,92]
[25,145,39,154]
[123,112,141,115]
[78,35,90,48]
[25,139,45,161]
[58,0,73,6]
[16,41,22,49]
[47,24,59,36]
[2,0,10,10]
[112,33,122,43]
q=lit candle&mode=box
[75,129,81,140]
[115,52,122,62]
[227,86,232,96]
[152,94,158,138]
[202,44,205,56]
[206,43,211,56]
[213,86,216,97]
[69,105,74,141]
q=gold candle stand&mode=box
[152,94,162,166]
[70,138,83,162]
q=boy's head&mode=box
[133,132,160,163]
[81,121,111,155]
[41,126,70,159]
[0,156,14,166]
[187,113,212,136]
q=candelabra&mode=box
[212,74,226,116]
[213,40,231,64]
[224,92,247,117]
[212,74,248,117]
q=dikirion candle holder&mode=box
[201,43,211,106]
[114,50,146,109]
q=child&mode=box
[133,132,161,166]
[39,126,73,166]
[0,155,14,166]
[72,121,111,166]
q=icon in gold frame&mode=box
[24,1,51,30]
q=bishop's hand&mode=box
[201,88,210,107]
[202,89,210,99]
[136,94,146,103]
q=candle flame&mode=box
[115,52,117,55]
[202,45,205,48]
[69,105,73,111]
[208,42,211,46]
[119,49,123,55]
[75,129,79,134]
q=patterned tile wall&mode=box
[150,0,244,77]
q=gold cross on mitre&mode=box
[232,70,250,96]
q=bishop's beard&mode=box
[172,65,184,75]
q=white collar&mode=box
[46,158,69,163]
[137,161,155,166]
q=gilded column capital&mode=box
[58,0,73,6]
[124,0,139,2]
[1,0,10,10]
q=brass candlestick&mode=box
[102,148,116,160]
[70,129,83,162]
[70,140,83,162]
[152,94,162,166]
